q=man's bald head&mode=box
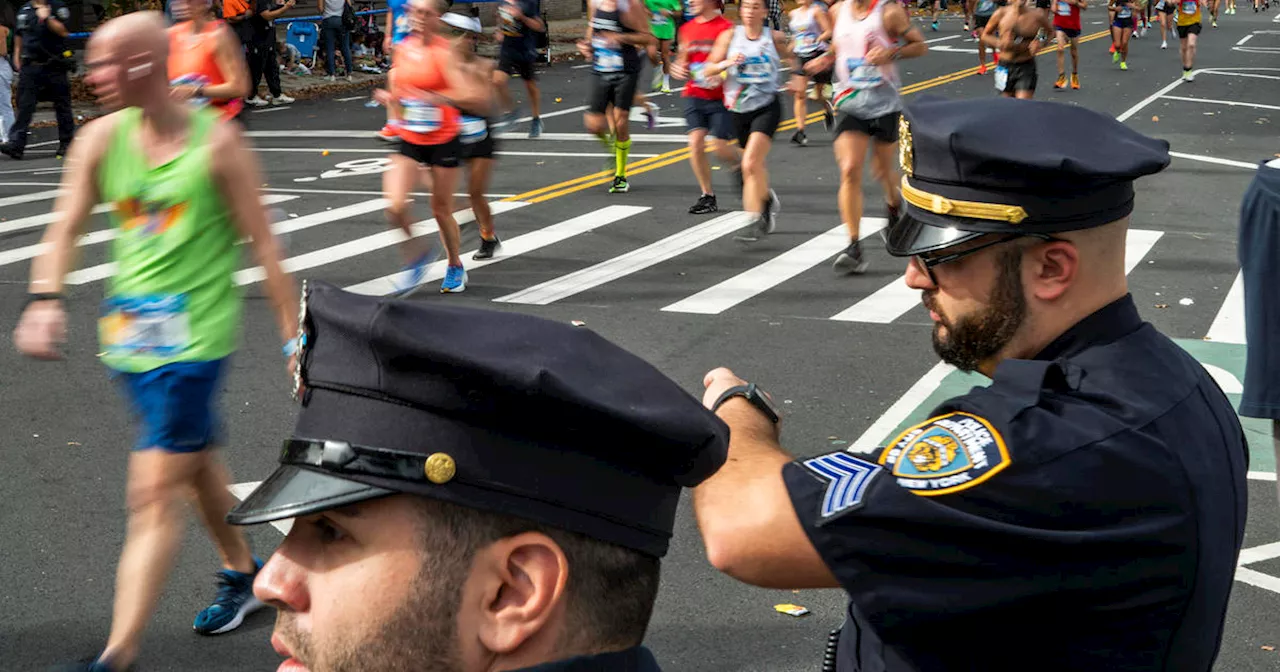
[85,11,172,110]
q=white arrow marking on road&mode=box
[1206,272,1245,345]
[930,44,981,54]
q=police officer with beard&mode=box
[691,96,1249,671]
[1,0,74,160]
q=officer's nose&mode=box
[254,542,311,614]
[904,256,935,290]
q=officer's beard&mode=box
[924,246,1027,374]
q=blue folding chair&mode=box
[286,21,320,61]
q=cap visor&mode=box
[883,209,988,257]
[226,464,397,526]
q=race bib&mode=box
[170,74,211,107]
[401,99,442,134]
[499,5,520,35]
[593,36,625,72]
[689,61,716,88]
[736,54,772,84]
[1180,0,1196,11]
[1117,5,1132,17]
[845,57,883,90]
[459,115,488,144]
[993,65,1008,90]
[394,13,411,37]
[100,294,192,357]
[652,10,670,25]
[1056,0,1072,14]
[793,32,817,50]
[977,0,996,12]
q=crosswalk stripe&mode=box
[1206,270,1246,344]
[235,201,530,286]
[0,205,110,237]
[1123,229,1164,274]
[665,218,887,316]
[0,195,300,269]
[0,189,61,209]
[494,211,755,306]
[345,205,651,296]
[831,275,920,323]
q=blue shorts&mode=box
[115,359,227,452]
[684,96,733,141]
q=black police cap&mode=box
[884,96,1171,257]
[227,281,730,558]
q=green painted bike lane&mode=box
[868,340,1275,473]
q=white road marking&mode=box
[497,150,660,158]
[664,218,887,315]
[925,34,961,42]
[0,165,65,176]
[1205,271,1246,344]
[1235,567,1280,596]
[1170,151,1258,170]
[1240,541,1280,566]
[1123,229,1163,275]
[345,205,650,295]
[262,187,516,197]
[1237,33,1254,45]
[1250,471,1278,481]
[336,95,368,101]
[494,211,755,305]
[0,189,61,209]
[251,105,293,114]
[849,361,956,454]
[930,44,980,54]
[1116,76,1185,121]
[253,147,659,158]
[493,131,690,142]
[1161,94,1280,111]
[511,104,590,125]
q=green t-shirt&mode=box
[97,107,242,373]
[646,0,682,40]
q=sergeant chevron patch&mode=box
[803,451,884,519]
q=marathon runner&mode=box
[787,0,835,147]
[702,0,789,242]
[982,0,1053,98]
[167,0,250,122]
[804,0,924,273]
[1109,0,1135,70]
[579,0,655,194]
[494,0,545,138]
[375,0,493,293]
[1052,0,1085,88]
[972,0,998,73]
[376,0,411,141]
[1206,0,1218,25]
[671,0,743,214]
[443,12,504,260]
[15,12,298,672]
[1154,0,1174,47]
[646,0,681,92]
[1175,0,1201,80]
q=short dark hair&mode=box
[413,497,661,652]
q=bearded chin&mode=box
[930,249,1027,374]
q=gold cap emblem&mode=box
[424,453,457,484]
[899,116,914,177]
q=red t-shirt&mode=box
[679,14,734,101]
[1052,0,1081,30]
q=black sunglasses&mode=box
[887,232,1062,285]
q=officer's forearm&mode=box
[46,18,68,37]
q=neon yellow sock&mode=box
[615,139,631,178]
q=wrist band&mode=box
[26,293,64,308]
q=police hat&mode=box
[884,96,1172,257]
[227,282,730,558]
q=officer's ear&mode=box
[472,532,571,656]
[1024,238,1079,302]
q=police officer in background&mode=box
[226,281,729,672]
[0,0,75,160]
[693,96,1249,671]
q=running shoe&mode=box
[53,656,133,672]
[762,189,780,235]
[791,130,808,146]
[1054,74,1067,89]
[931,20,939,30]
[55,143,69,159]
[495,108,521,131]
[193,557,265,635]
[832,240,869,274]
[1109,43,1116,53]
[1112,50,1120,63]
[473,236,502,260]
[1120,61,1128,70]
[1183,69,1195,81]
[644,102,660,130]
[441,264,467,293]
[1161,39,1168,48]
[272,94,296,105]
[963,20,970,30]
[689,193,718,214]
[652,68,664,91]
[529,117,543,139]
[0,143,22,160]
[1212,16,1217,25]
[733,215,767,243]
[609,176,630,193]
[1071,73,1080,89]
[978,62,988,75]
[376,124,400,142]
[823,104,835,131]
[661,83,673,93]
[392,253,432,295]
[245,96,268,107]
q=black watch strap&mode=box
[25,292,64,308]
[712,382,780,423]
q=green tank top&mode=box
[97,107,242,373]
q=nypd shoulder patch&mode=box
[802,452,884,519]
[879,412,1011,497]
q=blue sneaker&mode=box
[53,656,131,672]
[193,557,265,635]
[529,117,543,139]
[440,264,467,293]
[392,253,431,296]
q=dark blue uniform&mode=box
[784,97,1249,671]
[516,646,663,671]
[1,0,75,158]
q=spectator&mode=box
[318,0,353,80]
[0,6,14,144]
[277,38,309,73]
[246,0,295,104]
[0,0,75,161]
[222,0,254,51]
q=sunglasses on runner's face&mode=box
[889,232,1062,285]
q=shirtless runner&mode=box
[982,0,1052,99]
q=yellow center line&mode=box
[507,28,1110,205]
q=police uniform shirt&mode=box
[15,1,71,62]
[515,646,662,671]
[784,295,1248,671]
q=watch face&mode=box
[749,383,780,420]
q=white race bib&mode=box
[593,36,625,73]
[845,57,883,90]
[993,65,1008,91]
[401,99,442,134]
[1056,0,1072,15]
[736,54,772,84]
[100,294,192,357]
[689,62,716,88]
[459,115,488,144]
[1180,0,1196,12]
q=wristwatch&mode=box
[711,382,780,424]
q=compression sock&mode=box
[615,138,632,177]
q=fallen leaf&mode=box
[67,441,81,446]
[1154,303,1169,309]
[1263,645,1275,652]
[1152,115,1159,122]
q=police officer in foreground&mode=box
[693,96,1249,671]
[226,280,728,672]
[1,0,75,160]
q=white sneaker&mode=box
[246,96,268,107]
[1161,39,1168,48]
[272,94,296,105]
[325,75,336,82]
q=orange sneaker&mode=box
[1054,74,1067,89]
[978,62,988,74]
[1071,74,1080,89]
[376,124,400,142]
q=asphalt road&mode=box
[2,9,1280,671]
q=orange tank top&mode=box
[168,21,244,120]
[393,34,461,145]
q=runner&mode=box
[646,0,681,92]
[1109,0,1135,70]
[982,0,1053,98]
[1175,0,1200,80]
[787,0,835,146]
[1207,0,1218,25]
[805,0,924,273]
[1052,0,1085,89]
[972,0,998,73]
[930,0,943,30]
[14,12,298,672]
[375,0,411,141]
[375,0,493,293]
[443,12,503,260]
[671,0,743,214]
[579,0,654,194]
[167,0,250,122]
[494,0,545,138]
[1154,0,1174,48]
[701,0,789,242]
